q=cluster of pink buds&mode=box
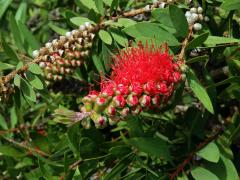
[32,22,98,81]
[77,43,183,128]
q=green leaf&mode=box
[92,54,106,74]
[169,5,188,38]
[196,142,220,163]
[117,18,136,27]
[126,116,144,137]
[15,2,27,23]
[187,55,209,64]
[20,78,36,102]
[0,62,14,70]
[152,8,174,27]
[221,0,240,10]
[110,0,119,13]
[104,153,134,180]
[70,17,95,26]
[210,76,240,87]
[0,0,12,19]
[76,0,99,14]
[99,30,112,45]
[204,36,240,47]
[9,13,24,50]
[26,72,44,90]
[110,28,128,46]
[103,0,113,6]
[1,35,19,63]
[18,21,40,51]
[67,124,80,157]
[128,137,171,159]
[95,0,104,15]
[0,145,25,159]
[14,74,21,87]
[16,61,23,70]
[220,155,239,180]
[123,22,179,46]
[15,157,34,169]
[0,114,8,130]
[187,32,209,50]
[48,23,68,36]
[187,69,214,114]
[28,63,43,75]
[191,167,219,180]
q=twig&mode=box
[0,57,42,85]
[110,2,162,20]
[177,26,193,64]
[169,130,222,180]
[2,136,50,157]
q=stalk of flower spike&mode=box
[61,42,183,129]
[32,22,101,82]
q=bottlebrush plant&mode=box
[54,42,183,128]
[0,0,240,180]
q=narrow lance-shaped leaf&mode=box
[187,68,214,114]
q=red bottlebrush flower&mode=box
[60,42,183,128]
[110,42,179,86]
[130,82,143,96]
[101,83,115,97]
[116,84,129,95]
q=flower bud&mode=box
[102,84,115,97]
[127,94,139,107]
[120,107,130,117]
[197,7,203,14]
[116,84,129,95]
[185,11,191,18]
[158,82,168,95]
[193,23,202,31]
[131,105,142,115]
[144,81,158,95]
[92,115,107,128]
[32,50,39,58]
[152,95,161,106]
[144,5,150,11]
[113,95,126,108]
[109,116,120,126]
[106,105,116,116]
[139,95,151,107]
[39,62,46,68]
[190,7,197,13]
[130,82,143,96]
[191,13,198,21]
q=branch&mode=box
[177,26,193,65]
[2,136,50,157]
[169,129,222,180]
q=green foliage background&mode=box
[0,0,240,179]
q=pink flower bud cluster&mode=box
[79,43,182,128]
[32,22,97,81]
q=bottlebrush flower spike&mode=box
[54,42,183,128]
